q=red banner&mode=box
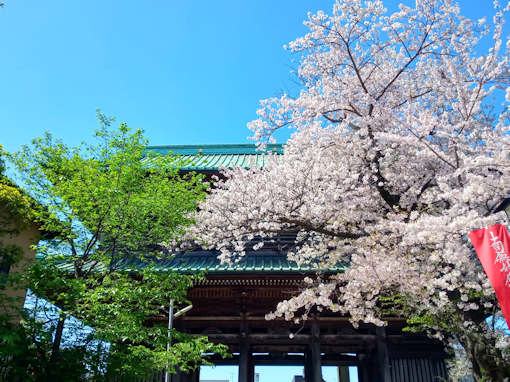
[469,224,510,328]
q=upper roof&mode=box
[145,144,283,171]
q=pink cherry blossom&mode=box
[183,0,510,378]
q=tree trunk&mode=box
[48,312,66,378]
[460,331,510,382]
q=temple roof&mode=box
[52,143,343,276]
[149,251,346,274]
[145,144,283,171]
[52,251,346,275]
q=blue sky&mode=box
[199,365,358,382]
[1,0,505,155]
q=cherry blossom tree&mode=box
[187,0,510,380]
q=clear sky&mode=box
[199,364,358,382]
[1,0,505,155]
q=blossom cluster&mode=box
[183,0,510,368]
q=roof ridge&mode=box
[146,143,283,149]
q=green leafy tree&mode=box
[6,113,227,381]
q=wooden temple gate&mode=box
[154,252,449,382]
[144,145,451,382]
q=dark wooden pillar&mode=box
[305,318,322,382]
[304,346,312,381]
[310,340,322,381]
[239,338,253,382]
[239,312,253,382]
[376,327,391,382]
[305,344,322,382]
[357,354,370,382]
[337,366,350,382]
[358,328,391,382]
[304,348,312,381]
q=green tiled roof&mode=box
[156,251,346,274]
[145,144,283,171]
[49,251,346,275]
[50,144,346,276]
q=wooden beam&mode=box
[179,315,404,323]
[204,333,376,345]
[204,352,367,369]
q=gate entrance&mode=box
[156,252,449,382]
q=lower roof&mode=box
[148,251,346,274]
[51,250,346,275]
